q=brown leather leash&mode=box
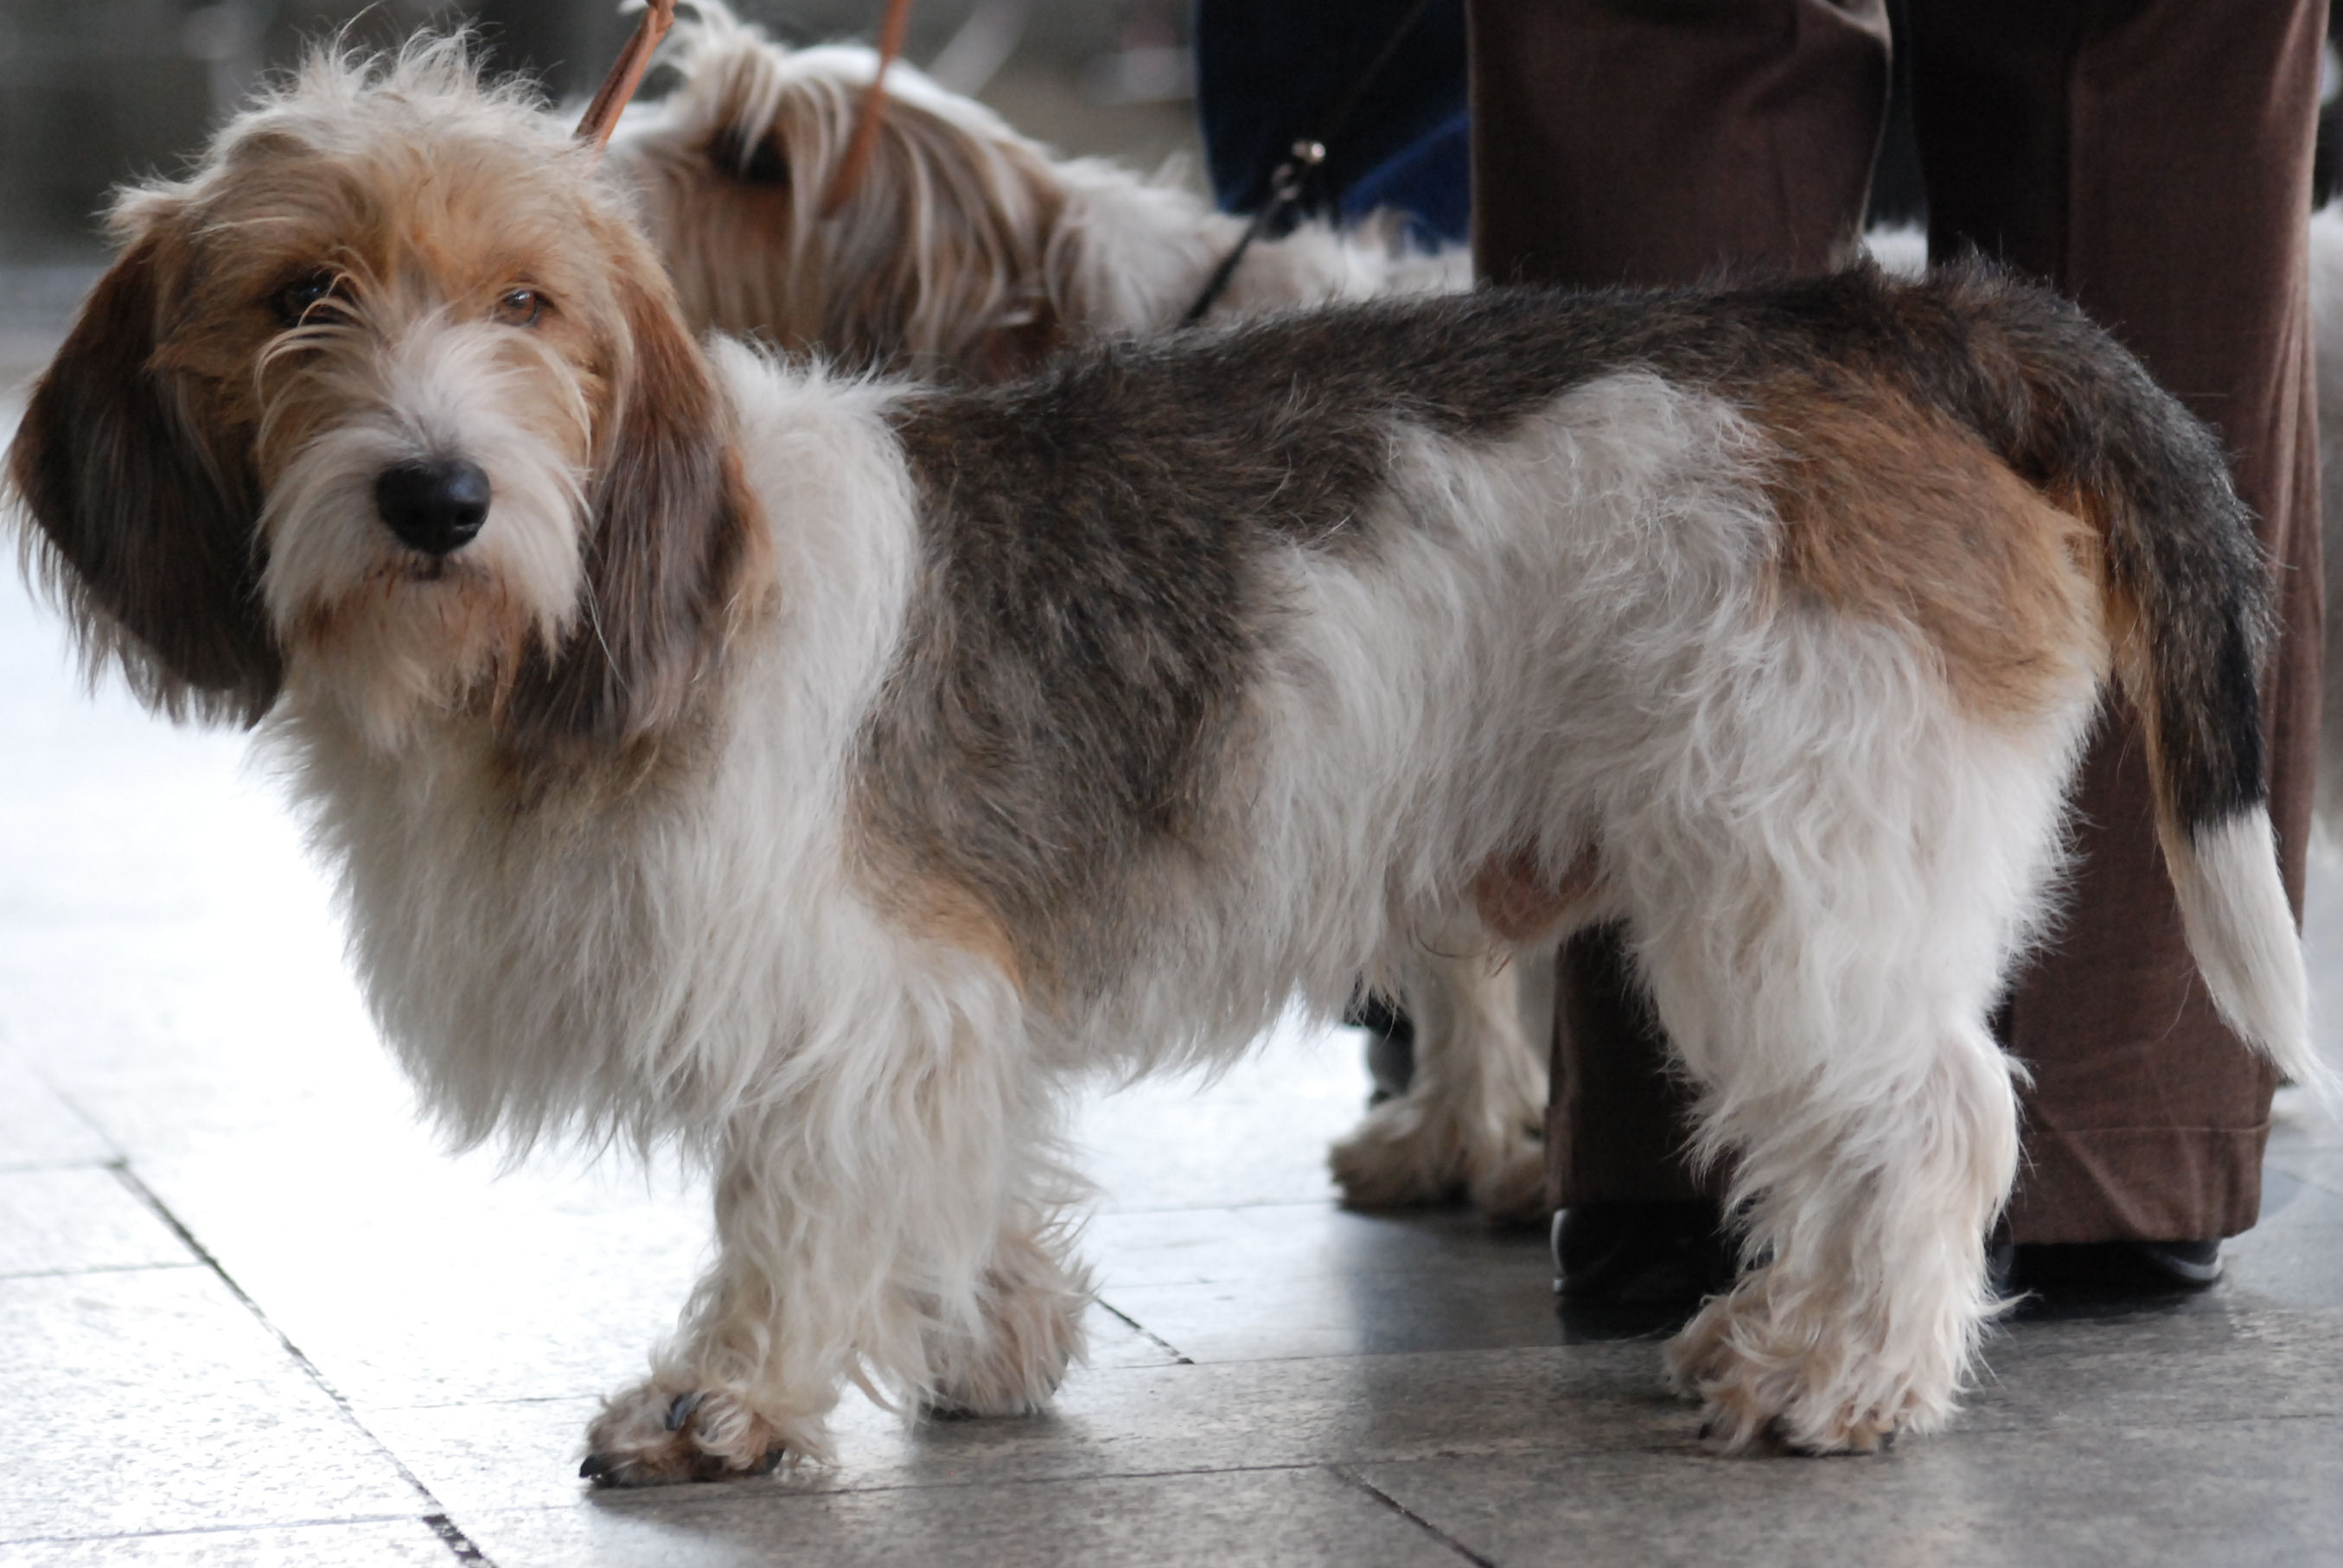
[573,0,914,208]
[819,0,919,216]
[575,0,680,150]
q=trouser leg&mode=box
[1909,0,2326,1243]
[1470,0,1890,285]
[1466,0,1892,1208]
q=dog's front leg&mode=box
[920,1198,1094,1418]
[581,1073,1088,1485]
[580,1131,870,1485]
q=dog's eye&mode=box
[493,288,547,328]
[272,269,342,328]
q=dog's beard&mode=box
[258,324,591,751]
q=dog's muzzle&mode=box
[374,458,491,556]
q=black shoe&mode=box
[1551,1200,1735,1303]
[2128,1239,2225,1285]
[2002,1239,2224,1292]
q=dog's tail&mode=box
[1945,267,2332,1100]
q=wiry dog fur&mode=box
[1881,219,2343,857]
[605,6,1542,1221]
[8,43,2330,1482]
[603,2,1463,383]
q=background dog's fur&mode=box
[603,3,1465,383]
[3,39,2323,1487]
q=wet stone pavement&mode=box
[3,384,2342,1567]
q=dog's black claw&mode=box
[665,1390,705,1431]
[579,1452,614,1481]
[1759,1416,1808,1456]
[748,1445,787,1476]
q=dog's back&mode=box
[852,265,2307,1089]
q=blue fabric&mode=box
[1191,0,1469,243]
[1339,106,1470,246]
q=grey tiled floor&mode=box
[3,397,2343,1567]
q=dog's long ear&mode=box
[818,96,1069,381]
[501,250,764,751]
[6,231,280,723]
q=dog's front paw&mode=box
[1665,1284,1945,1456]
[579,1381,810,1487]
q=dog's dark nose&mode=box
[374,459,491,555]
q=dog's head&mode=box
[609,4,1075,381]
[6,37,763,758]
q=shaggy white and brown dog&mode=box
[8,44,2327,1482]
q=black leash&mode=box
[1179,0,1438,327]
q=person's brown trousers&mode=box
[1469,0,2324,1243]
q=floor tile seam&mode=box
[2194,1298,2343,1323]
[1983,1301,2343,1342]
[1952,1385,2343,1423]
[499,1457,1417,1514]
[488,1434,1721,1515]
[1049,1342,1659,1382]
[0,1158,128,1174]
[1964,1352,2343,1396]
[343,1342,1632,1412]
[0,1259,207,1282]
[0,1511,434,1548]
[1327,1464,1497,1567]
[10,1072,124,1162]
[104,1160,502,1568]
[1931,1403,2343,1447]
[2262,1165,2343,1201]
[1090,1297,1195,1364]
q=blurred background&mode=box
[0,0,1201,373]
[0,0,1200,258]
[7,0,2343,381]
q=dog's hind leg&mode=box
[1328,934,1550,1223]
[1660,1008,2020,1453]
[1625,641,2091,1453]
